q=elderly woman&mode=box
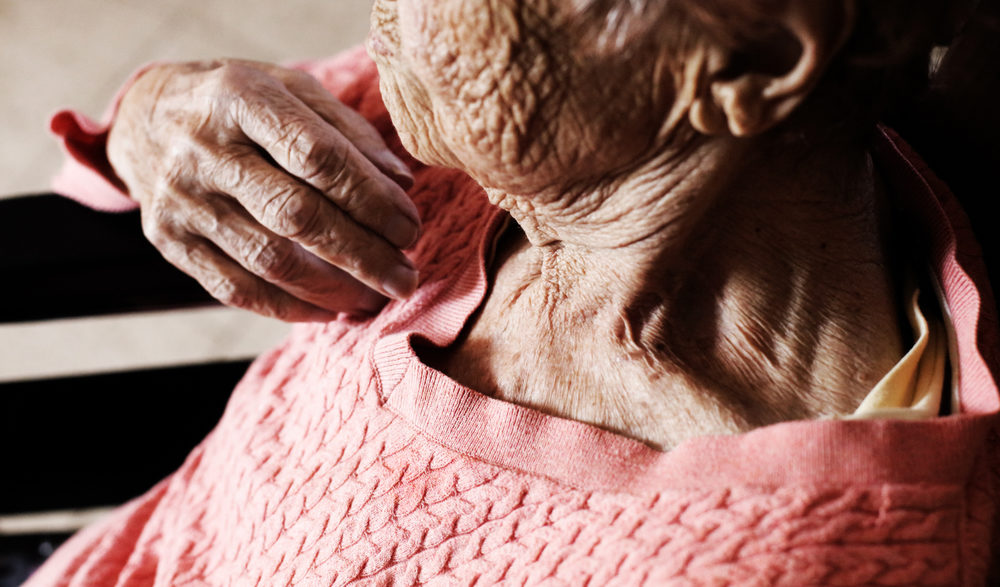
[31,0,1000,584]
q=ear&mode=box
[689,0,856,137]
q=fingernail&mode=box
[356,288,387,313]
[306,309,340,323]
[383,263,418,299]
[390,169,415,190]
[383,213,420,248]
[380,152,414,189]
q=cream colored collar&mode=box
[847,285,950,420]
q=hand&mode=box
[107,59,420,321]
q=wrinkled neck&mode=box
[479,134,905,433]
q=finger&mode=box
[204,157,420,299]
[212,60,413,189]
[185,192,388,313]
[225,66,420,246]
[275,68,414,189]
[154,229,351,322]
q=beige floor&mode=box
[0,1,371,381]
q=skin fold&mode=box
[371,0,904,449]
[108,60,421,321]
[107,0,916,450]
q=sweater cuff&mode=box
[48,63,161,212]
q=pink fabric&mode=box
[49,63,160,212]
[31,47,1000,585]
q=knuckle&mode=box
[261,187,322,240]
[212,62,280,118]
[141,198,176,244]
[288,128,346,186]
[210,147,253,190]
[159,239,196,268]
[336,175,371,211]
[197,199,225,234]
[213,61,255,93]
[285,68,319,88]
[243,238,298,282]
[268,300,299,323]
[322,228,364,273]
[207,276,247,308]
[150,153,195,199]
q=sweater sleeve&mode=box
[48,45,407,212]
[49,63,159,212]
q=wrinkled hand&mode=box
[107,59,420,321]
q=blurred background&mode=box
[0,1,370,583]
[0,0,370,381]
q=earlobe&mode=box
[714,75,771,137]
[689,97,728,136]
[694,0,856,138]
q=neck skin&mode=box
[428,132,905,451]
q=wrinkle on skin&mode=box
[372,0,904,450]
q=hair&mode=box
[572,0,978,138]
[578,0,1000,311]
[574,0,971,57]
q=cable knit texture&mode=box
[33,47,1000,585]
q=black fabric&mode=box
[0,194,216,323]
[0,195,246,514]
[1,360,249,514]
[0,534,69,587]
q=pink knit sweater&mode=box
[33,47,1000,586]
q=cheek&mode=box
[374,60,455,169]
[398,1,563,188]
[400,2,497,113]
[384,1,669,195]
[369,1,459,167]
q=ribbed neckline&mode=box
[370,128,1000,494]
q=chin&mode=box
[376,73,420,154]
[376,74,456,171]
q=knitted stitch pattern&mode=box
[31,47,1000,586]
